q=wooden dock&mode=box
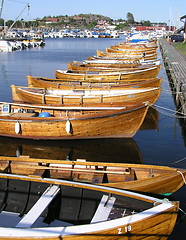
[159,38,186,115]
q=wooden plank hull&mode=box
[0,102,149,139]
[110,44,158,51]
[96,50,158,60]
[67,61,158,72]
[11,85,161,105]
[0,156,186,195]
[55,66,161,81]
[109,46,157,55]
[0,173,179,240]
[27,75,162,90]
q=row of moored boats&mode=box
[0,37,185,239]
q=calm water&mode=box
[0,37,186,239]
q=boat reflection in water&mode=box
[0,137,143,163]
[140,106,159,131]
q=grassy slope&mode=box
[172,42,186,57]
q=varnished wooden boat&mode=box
[27,75,162,90]
[55,65,161,81]
[96,49,158,60]
[109,45,157,55]
[0,101,149,139]
[105,48,158,59]
[1,155,186,195]
[112,41,158,49]
[11,85,161,105]
[71,59,140,68]
[111,42,158,50]
[0,173,179,239]
[67,61,160,72]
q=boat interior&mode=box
[0,177,153,228]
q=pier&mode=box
[159,38,186,115]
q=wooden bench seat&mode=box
[91,195,116,223]
[16,185,60,228]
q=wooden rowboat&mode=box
[111,41,158,49]
[0,101,149,139]
[105,48,158,59]
[55,65,161,81]
[109,46,157,55]
[96,49,158,60]
[11,85,161,105]
[1,155,186,196]
[27,75,162,90]
[0,172,179,239]
[111,42,158,50]
[67,61,159,72]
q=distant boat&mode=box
[96,49,157,60]
[0,101,149,139]
[0,39,12,52]
[0,155,186,196]
[0,172,179,239]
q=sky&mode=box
[1,0,186,27]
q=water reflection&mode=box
[140,106,159,131]
[0,137,143,163]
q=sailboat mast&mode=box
[0,0,5,19]
[7,2,30,32]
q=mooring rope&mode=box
[179,208,186,218]
[149,103,186,119]
[170,157,186,166]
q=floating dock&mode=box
[159,38,186,115]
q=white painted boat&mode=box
[0,39,12,52]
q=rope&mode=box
[177,171,186,185]
[149,104,186,119]
[179,208,186,217]
[170,157,186,165]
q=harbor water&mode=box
[0,37,186,239]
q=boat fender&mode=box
[66,120,71,134]
[15,121,21,134]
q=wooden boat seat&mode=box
[125,169,137,181]
[16,185,60,228]
[91,195,116,223]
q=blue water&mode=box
[0,37,186,239]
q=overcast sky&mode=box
[1,0,185,27]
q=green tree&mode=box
[5,20,14,27]
[126,12,134,23]
[0,18,4,26]
[142,20,151,26]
